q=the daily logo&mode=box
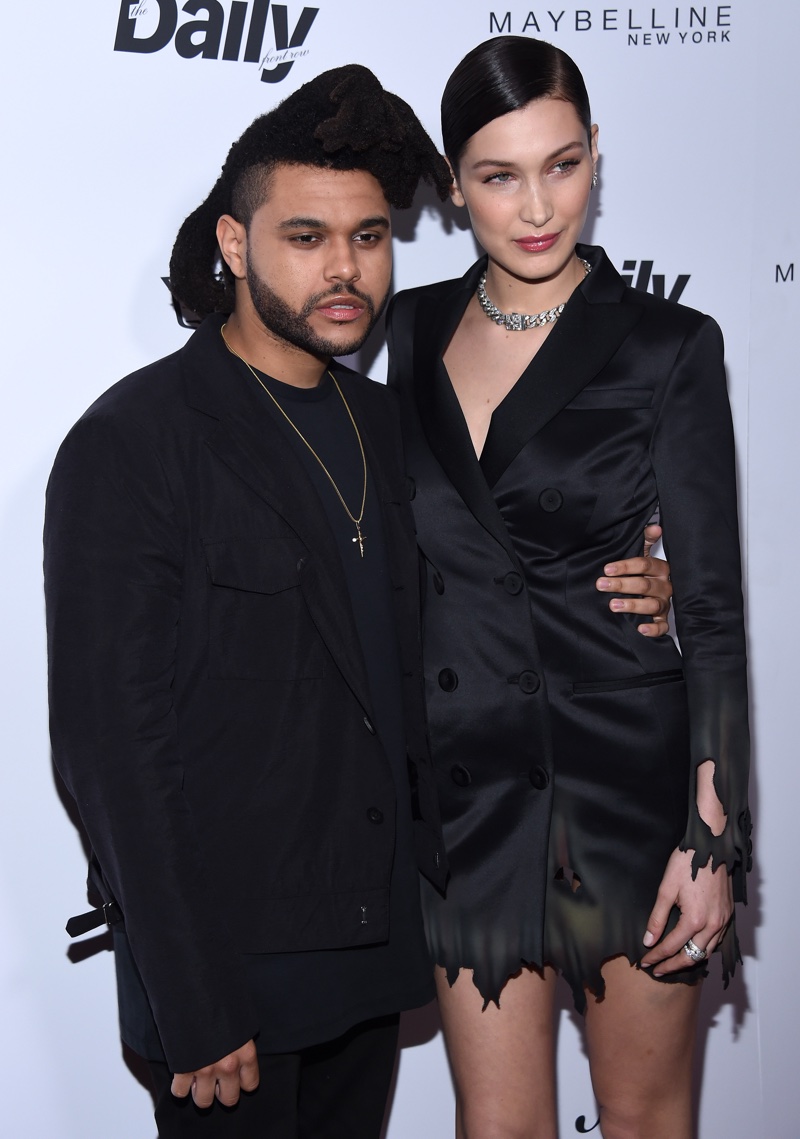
[621,260,690,302]
[488,5,733,46]
[115,1,319,83]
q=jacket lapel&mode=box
[182,316,373,714]
[411,263,523,563]
[479,246,644,487]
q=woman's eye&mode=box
[484,171,514,184]
[552,159,581,174]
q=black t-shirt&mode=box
[116,366,432,1059]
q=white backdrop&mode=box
[1,2,797,1135]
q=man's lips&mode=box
[315,297,366,322]
[513,233,560,252]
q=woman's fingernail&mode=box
[604,564,618,575]
[597,578,611,590]
[643,931,654,946]
[610,599,624,610]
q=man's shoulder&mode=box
[83,346,186,425]
[52,344,194,478]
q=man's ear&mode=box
[447,159,466,209]
[216,215,247,280]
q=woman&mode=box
[387,36,750,1139]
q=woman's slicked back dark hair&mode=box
[441,37,592,171]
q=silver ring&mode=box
[683,938,707,962]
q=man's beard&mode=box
[246,254,388,358]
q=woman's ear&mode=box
[447,159,466,208]
[590,124,600,169]
[216,215,247,280]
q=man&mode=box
[45,65,670,1137]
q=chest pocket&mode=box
[565,387,654,410]
[203,538,325,681]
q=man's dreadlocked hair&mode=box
[169,64,453,319]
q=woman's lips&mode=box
[513,233,559,253]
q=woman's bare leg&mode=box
[583,956,702,1139]
[435,964,559,1139]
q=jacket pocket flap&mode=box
[573,668,684,695]
[204,537,307,595]
[566,387,654,410]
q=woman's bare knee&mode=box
[585,959,698,1139]
[458,1106,557,1139]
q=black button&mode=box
[518,671,540,694]
[529,765,550,790]
[367,807,384,824]
[503,572,524,595]
[363,716,376,735]
[539,488,563,513]
[438,668,459,692]
[433,572,445,595]
[407,476,417,501]
[450,764,472,787]
[296,556,307,571]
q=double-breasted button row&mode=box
[450,764,471,787]
[529,765,550,790]
[440,669,540,694]
[501,571,524,595]
[449,764,549,790]
[438,668,459,692]
[508,671,541,694]
[539,488,563,513]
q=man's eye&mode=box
[291,234,319,244]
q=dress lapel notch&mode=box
[411,263,524,563]
[480,249,644,487]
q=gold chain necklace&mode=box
[220,323,368,557]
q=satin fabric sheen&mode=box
[387,246,750,1010]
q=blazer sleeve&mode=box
[44,409,258,1072]
[650,315,751,904]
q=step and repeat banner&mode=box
[1,2,796,1135]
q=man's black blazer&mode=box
[44,313,446,1073]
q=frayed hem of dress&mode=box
[435,929,740,1017]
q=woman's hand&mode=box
[640,847,733,975]
[596,524,673,637]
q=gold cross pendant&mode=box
[352,522,366,558]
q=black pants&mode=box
[148,1013,400,1138]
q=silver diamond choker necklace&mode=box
[477,258,592,331]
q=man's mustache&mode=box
[301,283,375,315]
